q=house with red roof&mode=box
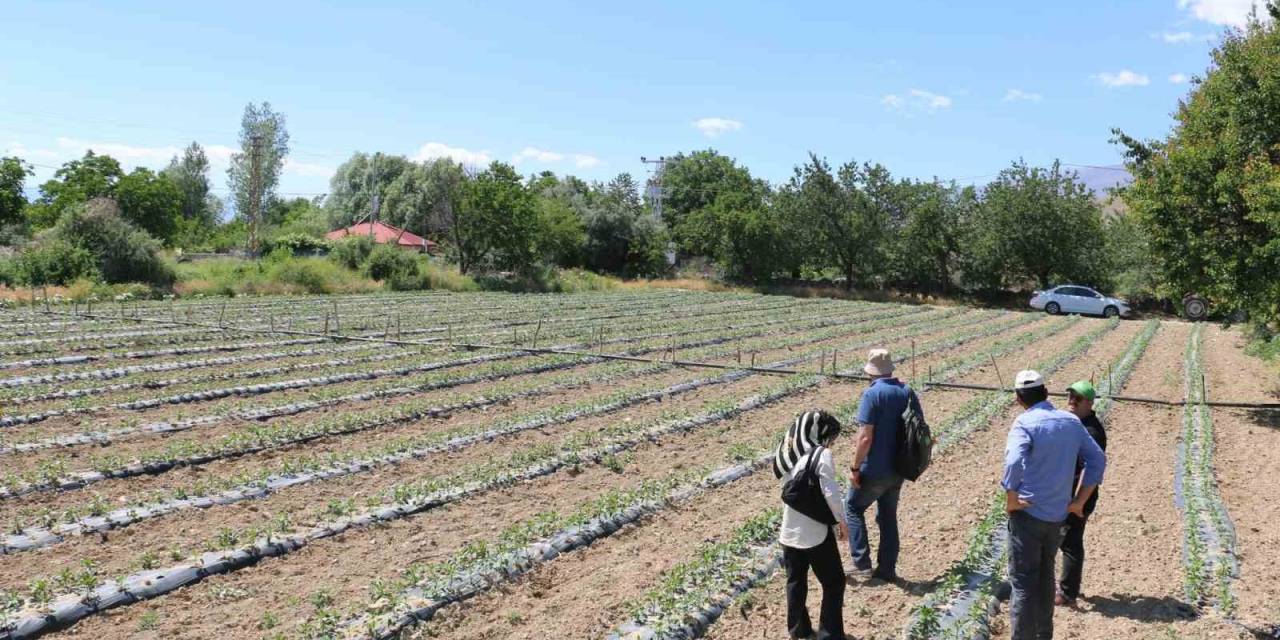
[325,221,437,254]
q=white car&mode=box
[1029,285,1132,318]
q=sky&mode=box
[0,0,1263,202]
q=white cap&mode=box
[1014,369,1044,390]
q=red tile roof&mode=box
[325,221,436,251]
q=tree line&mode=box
[3,1,1279,331]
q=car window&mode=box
[1079,288,1101,298]
[1060,287,1083,296]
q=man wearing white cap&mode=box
[844,348,923,584]
[1002,370,1106,640]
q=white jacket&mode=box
[779,448,846,549]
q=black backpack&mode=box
[893,389,933,482]
[781,446,837,525]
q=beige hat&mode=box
[864,349,895,377]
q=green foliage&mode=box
[161,142,217,227]
[458,161,540,273]
[890,180,975,293]
[14,238,100,286]
[582,173,669,278]
[1114,7,1280,326]
[329,235,375,270]
[363,244,419,282]
[28,151,123,231]
[14,199,172,287]
[962,160,1109,291]
[261,232,331,256]
[226,102,290,232]
[1104,208,1160,303]
[0,156,33,228]
[114,167,183,243]
[533,192,586,267]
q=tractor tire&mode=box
[1045,302,1060,315]
[1183,295,1209,322]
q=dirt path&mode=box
[705,318,1138,640]
[1201,324,1280,632]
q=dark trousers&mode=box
[1008,510,1066,640]
[1058,513,1087,599]
[845,473,903,576]
[783,529,846,640]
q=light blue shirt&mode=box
[1001,400,1106,523]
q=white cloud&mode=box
[693,117,743,138]
[411,142,492,167]
[1095,70,1151,87]
[573,154,601,169]
[55,136,180,166]
[882,89,953,112]
[1169,73,1190,84]
[284,158,335,178]
[1160,30,1196,43]
[512,147,564,164]
[1003,88,1043,102]
[1178,0,1264,27]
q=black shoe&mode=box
[870,569,898,584]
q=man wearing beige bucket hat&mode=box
[844,348,922,584]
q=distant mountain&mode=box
[1071,164,1133,196]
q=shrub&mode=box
[329,236,374,270]
[363,245,419,282]
[43,198,175,287]
[15,239,100,286]
[262,233,331,256]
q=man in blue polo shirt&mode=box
[1002,370,1106,640]
[845,348,922,584]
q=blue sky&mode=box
[0,0,1258,200]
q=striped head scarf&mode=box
[772,410,843,478]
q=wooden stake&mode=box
[833,350,838,373]
[989,353,1007,391]
[532,318,542,349]
[911,339,917,384]
[219,301,227,327]
[750,352,756,368]
[332,301,340,334]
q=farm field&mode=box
[0,291,1275,640]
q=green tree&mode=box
[660,150,763,250]
[530,175,586,267]
[1113,4,1280,323]
[454,161,538,273]
[162,142,216,227]
[962,160,1108,291]
[28,151,123,230]
[582,173,668,277]
[0,156,33,228]
[114,168,183,243]
[891,180,973,293]
[227,102,290,251]
[782,154,894,290]
[21,198,173,286]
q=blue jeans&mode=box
[1008,510,1067,640]
[844,473,903,575]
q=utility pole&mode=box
[248,133,264,256]
[640,156,669,223]
[369,153,380,237]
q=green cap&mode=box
[1067,380,1096,401]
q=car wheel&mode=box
[1184,295,1209,321]
[1045,302,1060,315]
[1103,305,1118,318]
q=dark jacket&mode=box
[1075,411,1107,516]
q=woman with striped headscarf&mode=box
[776,410,848,640]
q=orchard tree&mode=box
[891,180,974,293]
[1114,3,1280,323]
[660,150,763,251]
[963,160,1108,291]
[783,154,894,290]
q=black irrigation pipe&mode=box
[43,310,1280,411]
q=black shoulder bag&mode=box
[781,446,837,525]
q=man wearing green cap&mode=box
[1058,380,1108,606]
